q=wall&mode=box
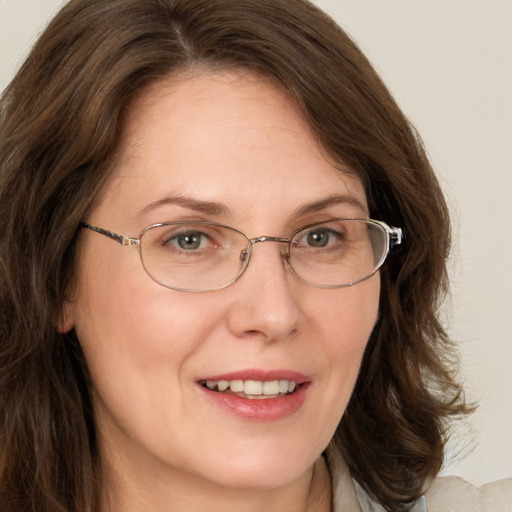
[1,0,511,486]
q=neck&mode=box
[305,456,332,512]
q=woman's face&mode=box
[63,70,380,493]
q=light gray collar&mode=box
[326,443,428,512]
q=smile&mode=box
[198,372,310,420]
[201,379,298,399]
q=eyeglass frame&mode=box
[80,218,403,292]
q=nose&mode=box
[226,240,302,342]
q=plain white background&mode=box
[1,0,510,486]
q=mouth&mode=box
[199,379,300,400]
[198,371,310,419]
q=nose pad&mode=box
[280,247,292,268]
[232,237,295,291]
[242,240,289,275]
[247,237,291,265]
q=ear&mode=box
[57,298,76,333]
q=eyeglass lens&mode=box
[138,219,388,292]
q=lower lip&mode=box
[199,383,310,421]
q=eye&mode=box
[165,230,215,251]
[297,227,343,249]
[305,229,331,247]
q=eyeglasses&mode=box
[80,218,402,292]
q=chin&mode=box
[191,441,318,491]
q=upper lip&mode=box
[198,369,310,383]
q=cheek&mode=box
[75,282,218,376]
[71,262,230,448]
[70,243,227,401]
[311,275,380,391]
[315,275,380,347]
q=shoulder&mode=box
[425,475,512,512]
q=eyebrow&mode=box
[139,195,231,217]
[294,194,368,217]
[139,192,367,219]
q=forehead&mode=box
[119,68,323,165]
[94,69,367,226]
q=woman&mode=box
[0,0,510,511]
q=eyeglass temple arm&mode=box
[80,223,140,247]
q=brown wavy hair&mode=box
[0,0,471,510]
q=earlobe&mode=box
[57,298,76,333]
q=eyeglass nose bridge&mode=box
[250,235,290,244]
[240,235,291,263]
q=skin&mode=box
[62,69,380,512]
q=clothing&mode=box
[326,445,512,511]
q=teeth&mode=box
[203,379,299,396]
[229,380,244,392]
[279,380,289,393]
[263,380,280,395]
[217,380,229,391]
[244,380,263,395]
